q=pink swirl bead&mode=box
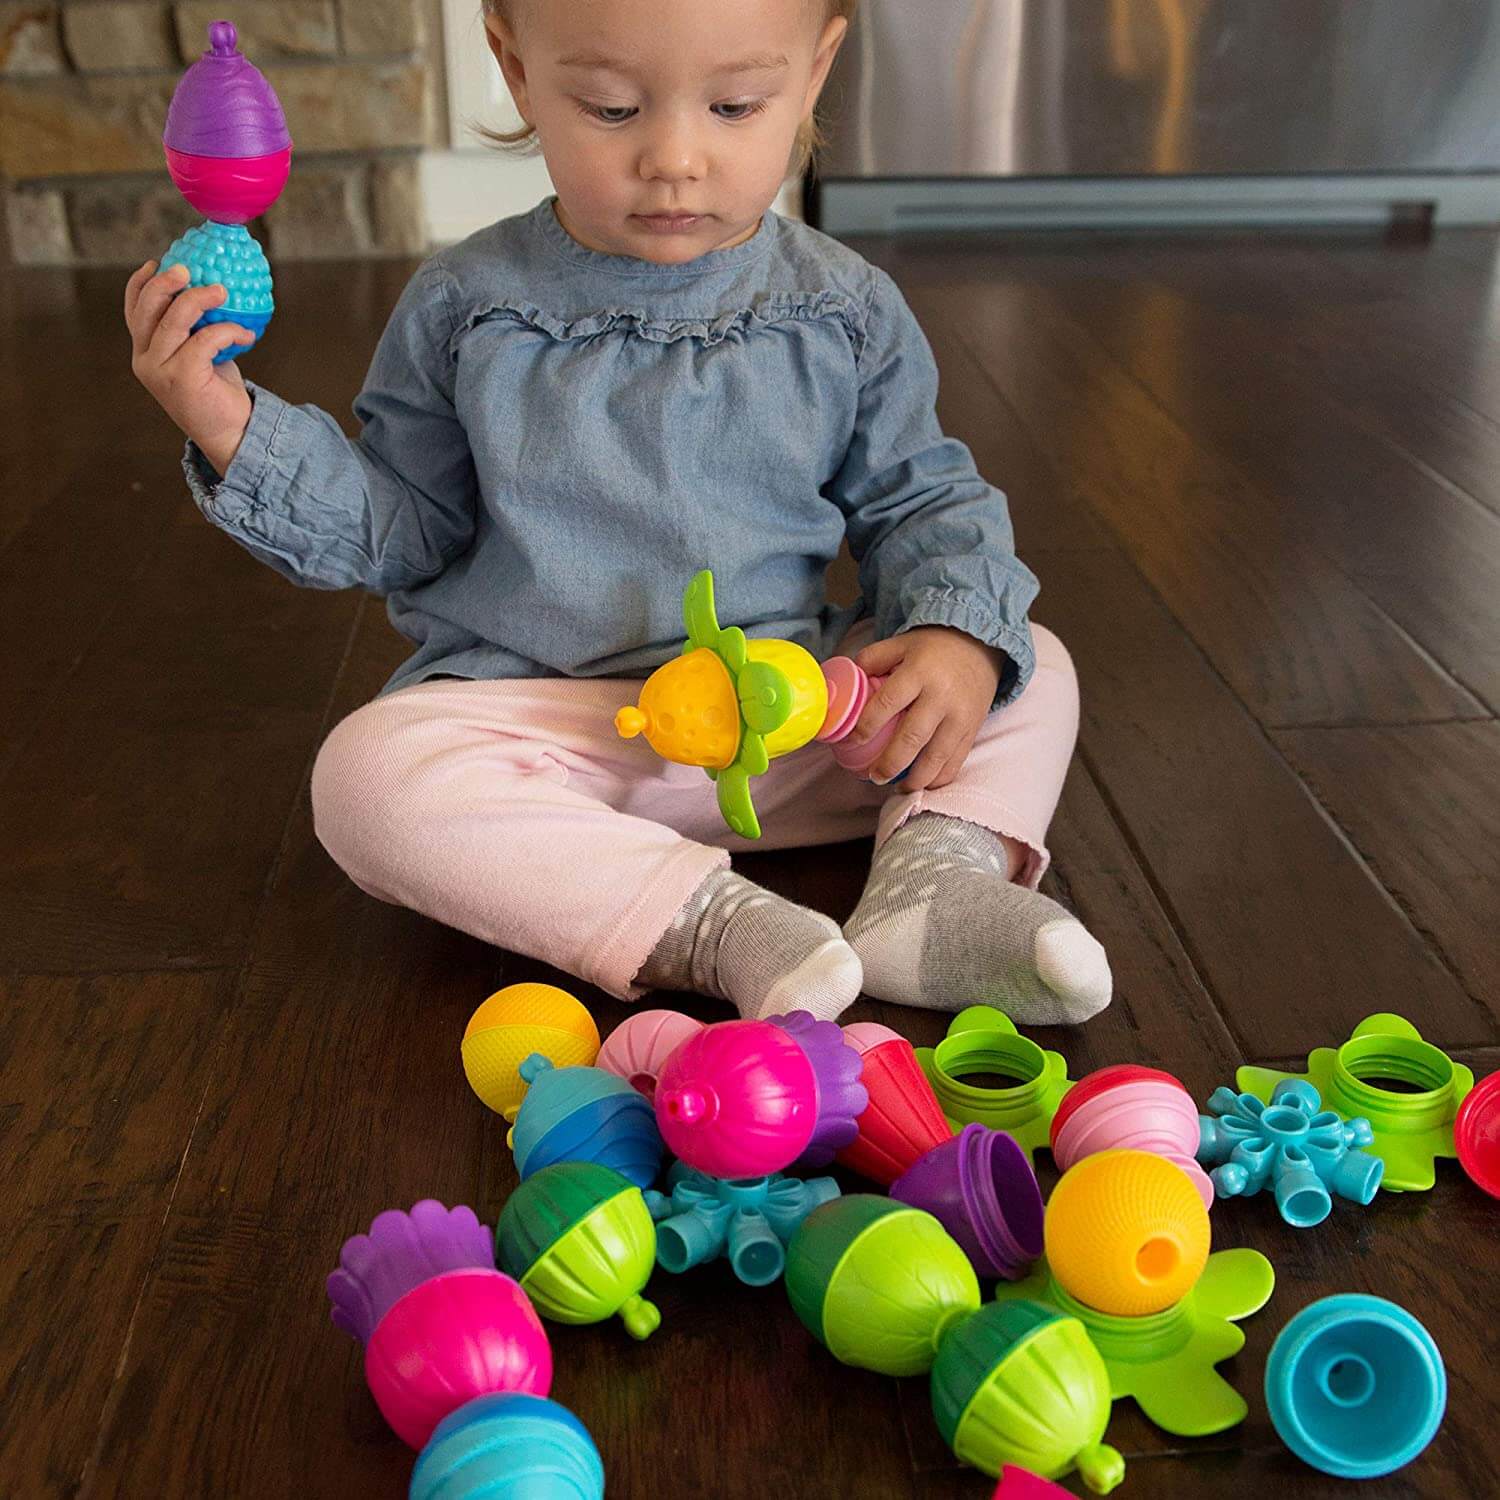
[596,1009,705,1103]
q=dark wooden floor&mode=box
[3,221,1499,1499]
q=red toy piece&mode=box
[835,1023,953,1186]
[1050,1064,1189,1150]
[1455,1069,1500,1198]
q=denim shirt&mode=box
[183,195,1039,703]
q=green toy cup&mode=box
[932,1302,1123,1492]
[496,1162,661,1340]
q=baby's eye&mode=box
[578,102,638,123]
[713,98,769,122]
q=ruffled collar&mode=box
[530,195,777,279]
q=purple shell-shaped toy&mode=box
[767,1010,869,1168]
[163,20,291,159]
[327,1200,495,1344]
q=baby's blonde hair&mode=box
[475,0,858,180]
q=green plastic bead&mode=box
[496,1161,661,1339]
[785,1196,979,1376]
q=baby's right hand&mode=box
[125,258,255,475]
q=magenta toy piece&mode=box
[814,658,907,780]
[766,1009,869,1168]
[655,1018,819,1178]
[992,1467,1076,1498]
[363,1268,552,1449]
[596,1009,705,1103]
[1051,1075,1214,1210]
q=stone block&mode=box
[1,2,65,74]
[4,182,71,263]
[337,0,421,55]
[369,153,423,253]
[69,176,190,262]
[62,1,176,71]
[173,0,336,61]
[263,159,369,258]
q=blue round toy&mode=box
[159,222,274,366]
[1265,1294,1446,1479]
[409,1393,604,1500]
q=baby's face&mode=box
[486,0,847,263]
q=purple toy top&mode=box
[767,1010,869,1168]
[163,21,291,158]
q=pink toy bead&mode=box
[164,145,291,223]
[364,1268,552,1449]
[991,1466,1075,1498]
[655,1019,818,1178]
[1051,1080,1215,1209]
[596,1009,705,1103]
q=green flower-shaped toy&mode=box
[991,1249,1276,1437]
[1237,1014,1474,1192]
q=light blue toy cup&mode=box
[409,1393,604,1500]
[1265,1294,1446,1479]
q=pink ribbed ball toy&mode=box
[654,1018,818,1178]
[363,1268,553,1449]
[1050,1072,1214,1209]
[596,1009,705,1103]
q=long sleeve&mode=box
[182,257,479,594]
[827,265,1039,705]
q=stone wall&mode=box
[0,0,447,265]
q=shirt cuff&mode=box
[181,381,289,525]
[897,590,1037,707]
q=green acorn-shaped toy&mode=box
[786,1197,1123,1491]
[496,1162,661,1340]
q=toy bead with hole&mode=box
[1197,1079,1383,1226]
[495,1162,661,1340]
[1236,1014,1474,1191]
[785,1196,981,1376]
[916,1007,1072,1161]
[596,1009,704,1103]
[160,22,288,363]
[1266,1294,1446,1479]
[1044,1150,1211,1317]
[508,1056,664,1188]
[1050,1067,1215,1209]
[655,1018,818,1178]
[890,1123,1045,1281]
[835,1023,954,1185]
[461,983,600,1121]
[410,1394,605,1500]
[814,656,910,783]
[765,1009,868,1168]
[931,1302,1124,1492]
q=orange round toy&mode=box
[461,984,600,1121]
[1043,1149,1210,1316]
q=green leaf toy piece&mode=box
[915,1007,1072,1162]
[1236,1014,1475,1192]
[991,1249,1276,1437]
[495,1162,661,1340]
[931,1302,1124,1494]
[784,1198,1124,1490]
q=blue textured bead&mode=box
[410,1394,605,1500]
[159,220,275,363]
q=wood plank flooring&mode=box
[3,225,1498,1498]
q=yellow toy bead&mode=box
[461,983,600,1120]
[1044,1149,1211,1316]
[746,639,830,757]
[617,648,741,769]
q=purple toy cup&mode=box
[766,1009,868,1169]
[889,1123,1044,1280]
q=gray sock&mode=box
[636,868,863,1022]
[843,813,1112,1024]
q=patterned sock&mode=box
[636,867,863,1022]
[843,812,1112,1024]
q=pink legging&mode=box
[310,621,1080,1001]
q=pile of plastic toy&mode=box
[325,985,1500,1495]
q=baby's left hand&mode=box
[846,626,1005,790]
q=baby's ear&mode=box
[483,13,533,118]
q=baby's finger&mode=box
[148,281,228,363]
[871,699,942,784]
[902,719,963,793]
[848,668,921,746]
[128,263,193,355]
[123,260,158,325]
[168,320,256,373]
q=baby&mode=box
[123,0,1112,1028]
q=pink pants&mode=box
[310,622,1080,1001]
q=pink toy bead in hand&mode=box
[655,1019,819,1178]
[816,657,909,782]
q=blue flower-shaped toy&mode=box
[1197,1078,1383,1226]
[643,1161,840,1286]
